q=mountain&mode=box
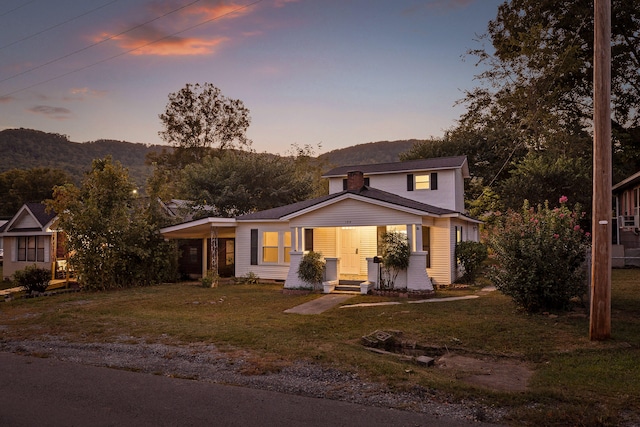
[0,128,164,186]
[0,129,422,184]
[317,139,419,169]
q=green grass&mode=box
[1,270,640,425]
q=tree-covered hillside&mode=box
[0,128,164,186]
[317,139,418,169]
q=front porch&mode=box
[283,224,433,292]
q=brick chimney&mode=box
[346,170,365,190]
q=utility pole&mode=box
[590,0,612,340]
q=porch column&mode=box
[415,224,423,252]
[201,237,208,278]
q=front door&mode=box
[340,228,360,275]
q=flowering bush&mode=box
[487,197,591,312]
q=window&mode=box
[262,232,279,263]
[422,227,431,268]
[407,173,438,191]
[17,236,45,262]
[456,226,463,244]
[415,174,431,190]
[283,232,291,263]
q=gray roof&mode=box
[236,186,457,221]
[322,156,468,177]
[0,203,57,233]
[613,170,640,194]
[25,202,57,227]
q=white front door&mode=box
[340,227,360,275]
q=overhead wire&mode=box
[0,0,37,18]
[0,0,264,98]
[0,0,120,51]
[0,0,202,85]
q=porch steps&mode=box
[333,281,362,294]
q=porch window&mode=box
[262,232,279,263]
[283,232,291,263]
[422,227,431,268]
[17,236,45,262]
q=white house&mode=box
[0,203,61,280]
[160,156,482,290]
[612,170,640,267]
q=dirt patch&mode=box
[437,354,533,392]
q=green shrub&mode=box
[455,241,488,283]
[379,231,410,290]
[13,265,51,294]
[236,272,260,285]
[487,198,590,312]
[297,251,325,289]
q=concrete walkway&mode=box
[284,286,496,314]
[284,294,355,314]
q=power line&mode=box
[0,0,119,51]
[0,0,202,85]
[0,0,37,18]
[0,0,264,98]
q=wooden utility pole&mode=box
[590,0,612,340]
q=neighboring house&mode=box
[0,219,7,260]
[612,171,640,267]
[161,156,481,290]
[0,202,65,280]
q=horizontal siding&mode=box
[235,223,290,281]
[290,198,421,227]
[359,226,377,274]
[425,218,452,286]
[313,227,336,258]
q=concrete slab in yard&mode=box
[284,294,355,314]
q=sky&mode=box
[0,0,503,155]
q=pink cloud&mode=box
[27,105,72,120]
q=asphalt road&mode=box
[0,352,495,427]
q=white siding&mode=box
[359,226,378,274]
[312,227,337,258]
[235,222,290,281]
[425,218,453,286]
[328,170,462,211]
[289,198,421,228]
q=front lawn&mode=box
[1,269,639,426]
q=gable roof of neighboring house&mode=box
[0,202,57,234]
[322,156,470,178]
[236,186,478,222]
[613,170,640,194]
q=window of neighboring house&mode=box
[456,226,463,244]
[17,236,45,262]
[262,232,279,263]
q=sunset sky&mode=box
[0,0,503,154]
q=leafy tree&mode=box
[488,198,590,312]
[178,150,316,217]
[158,82,251,164]
[0,168,71,217]
[497,152,592,215]
[48,157,176,290]
[462,0,640,179]
[455,241,488,284]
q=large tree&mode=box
[0,168,71,217]
[49,157,176,290]
[158,82,251,164]
[178,150,317,217]
[462,0,640,179]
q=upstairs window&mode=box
[407,173,438,191]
